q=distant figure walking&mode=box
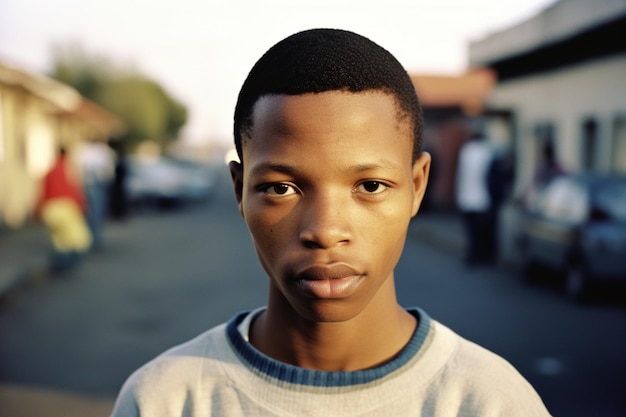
[455,132,498,266]
[35,147,91,273]
[521,142,566,210]
[109,142,129,220]
[77,140,115,249]
[534,142,565,188]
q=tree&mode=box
[49,43,188,150]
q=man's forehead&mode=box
[247,91,409,134]
[240,96,413,174]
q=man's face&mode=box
[231,91,429,323]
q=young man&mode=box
[110,29,551,416]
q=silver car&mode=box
[517,173,626,301]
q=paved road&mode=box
[1,168,625,416]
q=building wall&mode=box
[0,84,60,176]
[0,86,45,228]
[486,54,626,197]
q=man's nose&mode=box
[298,193,352,249]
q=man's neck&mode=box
[250,300,417,371]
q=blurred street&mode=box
[1,167,625,417]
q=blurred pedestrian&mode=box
[521,142,566,210]
[35,147,91,273]
[535,142,565,187]
[110,29,551,417]
[485,147,510,263]
[77,139,115,249]
[108,141,129,220]
[455,130,499,266]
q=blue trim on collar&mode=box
[226,307,431,387]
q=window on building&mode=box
[612,115,626,174]
[581,118,598,171]
[535,122,556,146]
[533,121,560,180]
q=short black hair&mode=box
[233,28,423,161]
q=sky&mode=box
[0,0,555,146]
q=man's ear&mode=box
[411,152,431,217]
[228,160,244,216]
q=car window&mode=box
[595,182,626,221]
[538,178,588,223]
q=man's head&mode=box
[233,28,423,162]
[230,29,430,324]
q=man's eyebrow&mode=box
[351,160,402,173]
[249,162,298,176]
[249,160,402,177]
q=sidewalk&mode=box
[0,222,50,299]
[409,210,465,256]
[0,384,114,417]
[410,204,524,271]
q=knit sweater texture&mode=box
[110,308,551,416]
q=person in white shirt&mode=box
[455,132,499,266]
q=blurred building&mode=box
[467,0,626,264]
[469,0,626,197]
[411,70,496,209]
[0,61,124,229]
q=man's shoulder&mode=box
[126,322,232,389]
[426,320,550,415]
[110,320,240,416]
[430,320,520,376]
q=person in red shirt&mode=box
[36,147,92,273]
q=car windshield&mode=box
[594,181,626,221]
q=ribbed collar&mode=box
[226,307,431,387]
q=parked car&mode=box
[168,158,218,201]
[127,156,217,208]
[516,173,626,301]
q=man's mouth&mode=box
[296,264,361,280]
[294,264,364,298]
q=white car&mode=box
[127,157,216,207]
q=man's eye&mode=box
[263,183,297,196]
[357,181,387,194]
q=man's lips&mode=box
[295,264,362,281]
[293,264,364,299]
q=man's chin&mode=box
[290,299,366,324]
